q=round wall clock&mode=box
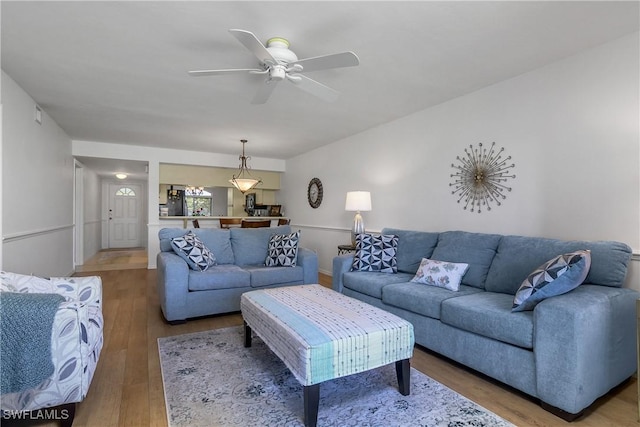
[307,178,323,208]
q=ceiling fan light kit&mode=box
[189,29,360,104]
[266,37,298,63]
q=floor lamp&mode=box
[345,191,372,246]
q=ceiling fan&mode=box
[188,29,360,104]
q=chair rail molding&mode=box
[3,224,74,243]
[293,223,382,234]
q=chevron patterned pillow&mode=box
[512,250,591,312]
[171,231,217,271]
[351,233,398,274]
[265,231,301,267]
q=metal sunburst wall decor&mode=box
[449,142,515,213]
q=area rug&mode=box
[158,326,514,427]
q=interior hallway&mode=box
[76,248,148,272]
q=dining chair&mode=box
[241,219,272,228]
[219,218,243,229]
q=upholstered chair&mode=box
[0,272,104,427]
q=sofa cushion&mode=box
[382,282,483,319]
[244,265,304,288]
[197,229,235,265]
[351,233,398,273]
[230,225,291,266]
[441,292,534,349]
[265,231,300,267]
[159,228,235,265]
[381,228,440,274]
[430,231,502,289]
[342,271,414,299]
[484,236,631,294]
[410,258,469,292]
[170,231,217,271]
[512,250,591,312]
[187,265,250,291]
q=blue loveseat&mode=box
[157,225,318,323]
[332,228,637,419]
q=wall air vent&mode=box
[34,105,42,124]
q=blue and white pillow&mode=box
[265,231,300,267]
[410,258,469,292]
[171,231,217,271]
[351,233,398,274]
[512,250,591,312]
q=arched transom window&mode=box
[115,187,136,196]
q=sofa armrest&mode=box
[1,272,56,293]
[156,252,190,322]
[332,254,354,293]
[534,285,639,414]
[297,247,319,284]
[50,276,102,309]
[0,272,101,308]
[0,273,104,411]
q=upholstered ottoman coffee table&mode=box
[240,284,415,427]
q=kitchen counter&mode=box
[159,216,288,228]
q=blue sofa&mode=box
[157,225,318,323]
[332,228,637,419]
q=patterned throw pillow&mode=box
[351,233,398,274]
[265,231,300,267]
[171,231,217,271]
[512,250,591,312]
[410,258,469,292]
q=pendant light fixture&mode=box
[229,139,262,194]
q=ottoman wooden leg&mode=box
[244,321,252,347]
[396,359,410,396]
[303,384,320,427]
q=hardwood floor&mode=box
[75,248,148,272]
[61,250,637,426]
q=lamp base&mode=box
[351,212,365,246]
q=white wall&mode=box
[1,71,75,276]
[281,33,640,290]
[80,164,103,260]
[210,187,229,216]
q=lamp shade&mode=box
[229,177,260,193]
[345,191,372,212]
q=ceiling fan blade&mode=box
[251,80,279,104]
[289,74,340,102]
[229,29,277,65]
[291,51,360,73]
[188,68,262,77]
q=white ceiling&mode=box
[2,1,639,178]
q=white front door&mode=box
[108,183,141,248]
